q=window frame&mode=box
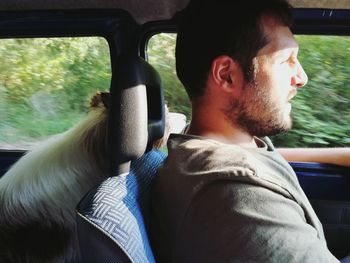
[0,9,138,157]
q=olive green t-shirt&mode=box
[151,134,339,263]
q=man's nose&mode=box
[292,60,308,88]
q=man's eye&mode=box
[289,58,298,66]
[280,56,290,64]
[281,57,297,66]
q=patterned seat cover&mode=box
[77,150,166,263]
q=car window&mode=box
[147,33,350,148]
[147,33,191,122]
[0,37,111,150]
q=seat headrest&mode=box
[108,53,165,174]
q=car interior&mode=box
[0,0,349,262]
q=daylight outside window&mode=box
[147,33,350,148]
[0,37,111,149]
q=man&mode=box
[150,0,348,262]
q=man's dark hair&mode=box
[176,0,293,99]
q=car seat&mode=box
[76,53,166,263]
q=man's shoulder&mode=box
[164,133,257,178]
[167,133,220,148]
[167,133,245,153]
[161,134,292,193]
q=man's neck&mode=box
[188,96,258,148]
[186,120,258,148]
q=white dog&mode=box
[0,92,110,263]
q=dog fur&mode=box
[0,92,110,263]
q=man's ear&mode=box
[210,55,243,93]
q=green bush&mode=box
[0,34,349,148]
[0,37,110,145]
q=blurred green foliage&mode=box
[148,34,350,148]
[147,34,191,118]
[0,34,349,148]
[0,37,110,146]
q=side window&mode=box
[147,33,190,133]
[147,33,350,148]
[0,37,111,149]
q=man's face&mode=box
[226,16,308,137]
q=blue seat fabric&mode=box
[77,150,166,263]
